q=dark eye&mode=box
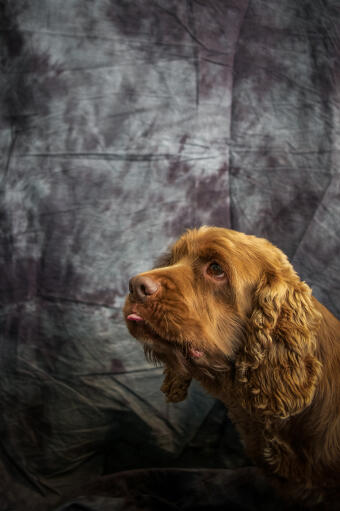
[207,262,225,280]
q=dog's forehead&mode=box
[171,227,232,260]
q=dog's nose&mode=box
[129,275,159,301]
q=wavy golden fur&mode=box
[124,226,340,507]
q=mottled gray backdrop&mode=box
[1,0,339,509]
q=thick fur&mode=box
[124,226,340,506]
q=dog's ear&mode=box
[236,271,322,419]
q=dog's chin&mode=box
[125,316,169,347]
[139,321,173,347]
[126,314,203,359]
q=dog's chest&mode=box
[189,365,268,459]
[189,364,235,403]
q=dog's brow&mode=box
[171,240,190,261]
[197,248,223,261]
[154,251,172,268]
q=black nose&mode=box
[129,275,160,301]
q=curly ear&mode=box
[236,271,322,420]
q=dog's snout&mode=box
[129,275,159,301]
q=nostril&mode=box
[140,277,159,297]
[129,275,160,301]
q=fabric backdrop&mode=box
[1,0,340,509]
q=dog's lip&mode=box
[141,323,204,359]
[126,308,204,358]
[189,348,203,358]
[127,313,144,322]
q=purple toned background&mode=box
[1,1,340,510]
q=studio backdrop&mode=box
[1,0,340,509]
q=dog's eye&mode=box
[207,262,225,279]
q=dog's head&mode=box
[124,226,322,418]
[124,227,289,359]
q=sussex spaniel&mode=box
[123,226,340,507]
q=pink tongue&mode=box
[190,349,203,358]
[127,313,144,322]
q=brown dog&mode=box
[124,226,340,506]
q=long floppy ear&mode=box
[236,271,322,420]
